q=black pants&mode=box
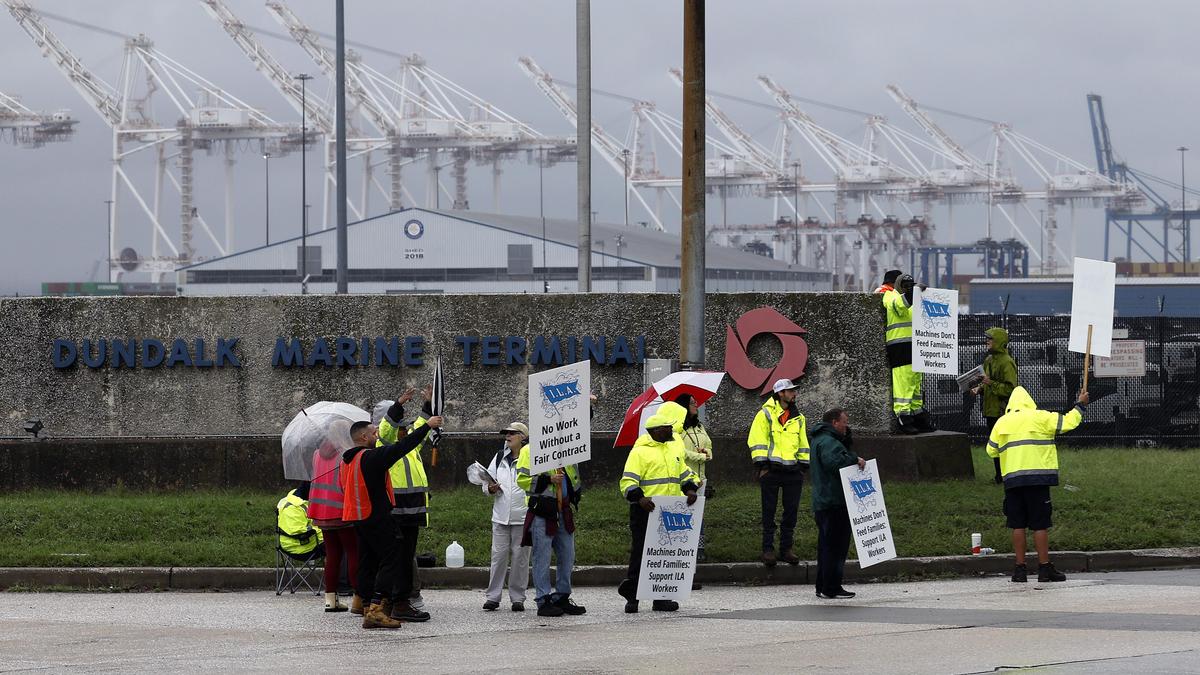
[624,504,651,594]
[985,416,1001,481]
[391,522,419,601]
[760,470,805,552]
[814,506,852,594]
[354,517,402,604]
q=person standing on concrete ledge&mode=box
[883,272,936,434]
[481,422,531,612]
[618,408,700,613]
[809,408,865,599]
[342,416,441,629]
[748,378,810,567]
[986,386,1088,583]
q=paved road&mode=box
[2,569,1199,673]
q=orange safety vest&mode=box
[340,449,395,522]
[308,451,345,521]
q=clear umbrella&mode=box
[281,401,371,480]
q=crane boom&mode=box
[885,84,979,170]
[198,0,332,132]
[517,56,627,169]
[667,67,777,174]
[3,0,122,126]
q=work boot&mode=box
[378,598,393,619]
[624,599,639,614]
[1011,563,1027,583]
[1038,562,1067,582]
[482,600,500,611]
[554,596,586,615]
[761,549,778,568]
[897,414,920,435]
[350,594,365,615]
[536,602,565,617]
[780,549,801,566]
[914,410,938,433]
[391,599,431,622]
[362,604,402,629]
[510,602,525,612]
[652,600,679,612]
[324,592,348,613]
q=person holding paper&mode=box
[748,378,810,567]
[882,273,936,434]
[972,328,1018,484]
[516,445,586,618]
[986,386,1089,583]
[808,408,865,599]
[618,410,700,614]
[481,422,532,612]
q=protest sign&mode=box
[1069,257,1116,358]
[527,361,591,474]
[636,495,704,601]
[912,287,959,375]
[839,459,896,568]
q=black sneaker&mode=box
[624,599,639,614]
[815,590,835,599]
[555,597,587,615]
[536,603,565,617]
[390,602,431,623]
[651,600,679,612]
[1038,562,1067,582]
[510,602,525,612]
[832,588,855,598]
[482,600,500,611]
[1012,563,1028,583]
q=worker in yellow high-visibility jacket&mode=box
[747,378,810,567]
[883,273,936,434]
[987,386,1089,584]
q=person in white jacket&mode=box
[482,422,532,611]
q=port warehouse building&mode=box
[969,277,1200,316]
[176,208,832,295]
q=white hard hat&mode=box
[772,378,799,394]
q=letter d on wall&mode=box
[52,339,77,368]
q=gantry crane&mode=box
[0,89,76,146]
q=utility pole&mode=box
[334,0,348,294]
[622,148,630,228]
[680,0,705,369]
[1180,146,1190,264]
[576,0,592,291]
[104,199,114,283]
[296,72,312,295]
[263,152,271,246]
[540,146,548,293]
[792,161,800,266]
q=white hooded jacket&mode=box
[482,445,528,525]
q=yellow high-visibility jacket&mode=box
[986,387,1083,488]
[379,411,430,526]
[748,396,810,468]
[883,288,914,368]
[620,432,697,501]
[515,444,581,505]
[276,489,323,555]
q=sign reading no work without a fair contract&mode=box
[839,459,896,568]
[912,287,959,376]
[527,361,591,474]
[1069,257,1116,358]
[637,495,705,601]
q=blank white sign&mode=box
[1068,257,1115,357]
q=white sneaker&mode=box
[409,593,426,611]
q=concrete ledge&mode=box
[857,430,974,482]
[3,547,1198,592]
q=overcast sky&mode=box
[1,0,1197,294]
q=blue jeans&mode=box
[530,513,574,606]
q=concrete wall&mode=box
[0,293,890,440]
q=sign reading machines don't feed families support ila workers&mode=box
[527,361,591,474]
[636,495,705,601]
[912,286,960,377]
[839,459,897,568]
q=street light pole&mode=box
[1180,146,1190,264]
[985,161,993,242]
[263,152,271,246]
[296,73,312,295]
[540,146,548,293]
[621,148,630,229]
[104,199,114,282]
[792,161,800,265]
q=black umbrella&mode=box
[429,355,444,465]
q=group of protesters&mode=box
[276,268,1091,629]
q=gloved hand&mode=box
[685,491,698,506]
[638,497,655,512]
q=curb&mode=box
[2,547,1198,592]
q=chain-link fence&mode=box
[924,315,1200,446]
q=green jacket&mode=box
[808,422,858,512]
[982,327,1018,419]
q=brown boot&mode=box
[761,549,777,567]
[350,594,364,616]
[780,549,801,565]
[362,603,402,630]
[379,598,393,619]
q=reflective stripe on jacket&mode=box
[277,490,323,555]
[883,288,914,368]
[307,451,345,523]
[620,433,696,500]
[747,396,810,467]
[379,414,431,525]
[985,386,1083,488]
[340,450,394,522]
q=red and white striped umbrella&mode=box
[614,370,725,447]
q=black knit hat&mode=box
[882,269,902,285]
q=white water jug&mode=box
[446,540,465,568]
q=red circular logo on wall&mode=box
[723,307,809,395]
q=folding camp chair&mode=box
[274,514,325,596]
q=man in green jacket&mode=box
[972,327,1018,484]
[808,408,865,599]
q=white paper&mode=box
[527,361,591,474]
[1069,257,1116,358]
[466,461,494,486]
[912,287,960,376]
[1094,340,1146,378]
[636,495,704,601]
[839,459,897,569]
